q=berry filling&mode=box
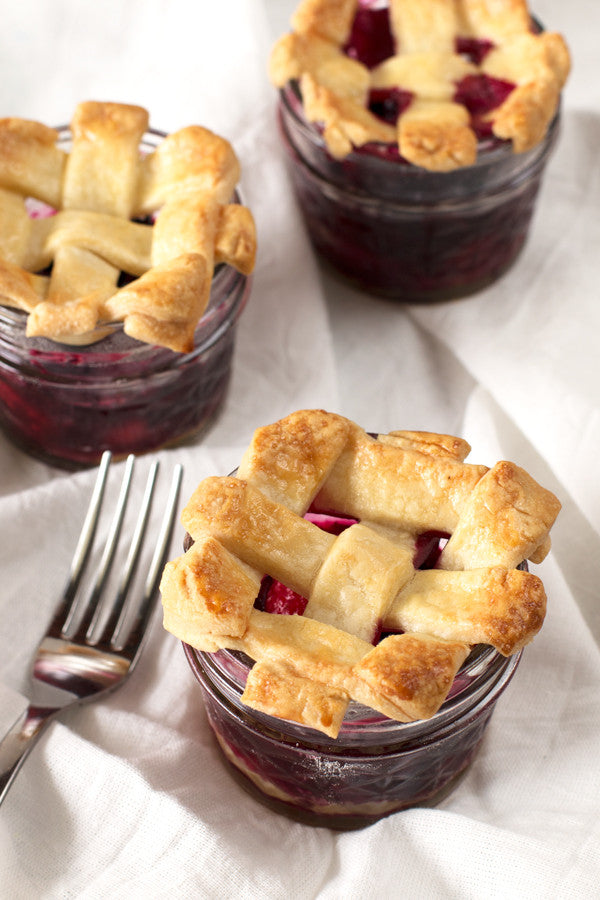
[0,280,245,469]
[343,3,395,70]
[454,74,515,116]
[24,198,57,219]
[0,329,237,468]
[204,692,490,826]
[413,529,450,569]
[454,73,516,138]
[256,578,308,616]
[455,36,494,65]
[368,87,413,125]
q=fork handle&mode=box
[0,705,56,806]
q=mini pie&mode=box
[161,410,561,738]
[0,101,256,352]
[269,0,570,171]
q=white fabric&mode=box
[1,1,599,896]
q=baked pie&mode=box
[0,101,256,352]
[269,0,570,170]
[161,409,560,738]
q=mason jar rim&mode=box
[0,263,249,384]
[279,80,560,210]
[183,640,522,755]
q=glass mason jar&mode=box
[278,81,560,301]
[0,128,252,469]
[184,639,522,830]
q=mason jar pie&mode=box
[0,102,256,467]
[161,410,561,827]
[270,0,570,300]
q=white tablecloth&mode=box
[1,1,599,896]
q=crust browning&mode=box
[163,411,560,737]
[0,102,256,350]
[269,0,570,169]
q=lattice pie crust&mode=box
[161,410,561,737]
[270,0,570,171]
[0,101,256,351]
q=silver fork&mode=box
[0,451,183,806]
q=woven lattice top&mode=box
[0,101,256,351]
[161,410,560,737]
[269,0,570,171]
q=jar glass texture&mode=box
[278,82,560,301]
[184,640,521,830]
[0,128,251,469]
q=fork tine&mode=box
[48,451,112,638]
[95,460,160,647]
[116,462,183,656]
[70,454,135,642]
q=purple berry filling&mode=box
[413,529,450,569]
[206,688,491,827]
[454,73,516,139]
[368,87,413,125]
[343,4,395,69]
[455,35,495,65]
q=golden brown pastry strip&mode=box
[384,566,546,655]
[237,408,354,513]
[63,101,149,218]
[165,606,469,732]
[0,118,65,207]
[441,461,562,569]
[314,427,488,533]
[182,476,337,599]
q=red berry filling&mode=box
[454,73,515,115]
[305,512,358,535]
[413,530,450,569]
[343,5,395,70]
[25,198,57,219]
[368,87,413,125]
[454,73,515,137]
[455,36,494,65]
[255,512,356,617]
[257,578,309,616]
